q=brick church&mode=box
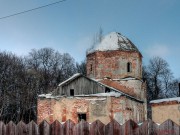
[38,32,147,124]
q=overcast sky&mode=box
[0,0,179,78]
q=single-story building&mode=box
[150,97,180,125]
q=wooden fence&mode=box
[0,119,179,135]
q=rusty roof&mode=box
[100,79,137,98]
[56,73,143,103]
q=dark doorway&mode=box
[70,89,74,96]
[78,113,86,122]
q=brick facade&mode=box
[37,32,147,125]
[86,50,142,80]
[38,96,146,124]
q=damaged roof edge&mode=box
[38,92,143,103]
[96,80,144,103]
[58,73,81,86]
[56,73,144,103]
[81,75,144,103]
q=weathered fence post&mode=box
[105,119,122,135]
[139,119,158,135]
[6,121,17,135]
[0,121,6,135]
[122,119,139,135]
[16,121,28,135]
[158,119,180,135]
[0,119,179,135]
[89,120,105,135]
[50,120,62,135]
[73,120,89,135]
[62,119,75,135]
[28,121,39,135]
[39,120,50,135]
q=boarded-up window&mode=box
[70,89,74,96]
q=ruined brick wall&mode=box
[119,80,146,101]
[38,97,111,124]
[151,102,180,124]
[37,96,145,125]
[37,99,54,124]
[111,96,146,124]
[86,50,142,80]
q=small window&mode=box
[90,64,93,72]
[127,62,132,72]
[78,113,86,122]
[105,87,110,93]
[70,89,74,96]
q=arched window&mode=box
[127,62,132,72]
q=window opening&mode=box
[127,62,132,72]
[78,113,86,122]
[90,64,93,72]
[105,87,110,93]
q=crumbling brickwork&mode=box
[86,50,142,80]
[37,96,145,124]
[100,79,146,100]
[37,33,147,125]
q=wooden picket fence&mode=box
[0,119,179,135]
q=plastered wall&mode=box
[151,102,180,125]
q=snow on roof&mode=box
[85,98,106,101]
[96,81,143,102]
[38,93,58,99]
[87,32,140,54]
[90,91,121,97]
[40,73,143,102]
[58,73,81,86]
[150,97,180,104]
[39,92,121,99]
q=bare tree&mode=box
[143,57,175,100]
[142,57,179,118]
[167,79,180,97]
[57,53,76,81]
[26,48,77,94]
[76,60,86,76]
[0,51,30,123]
[0,48,78,123]
[26,48,59,93]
